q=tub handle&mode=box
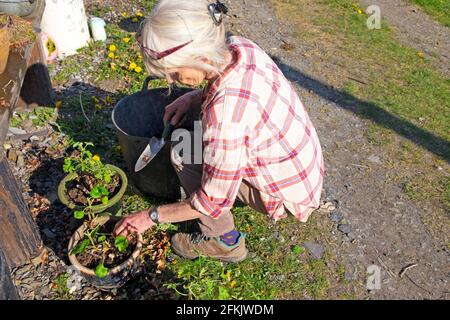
[141,75,178,93]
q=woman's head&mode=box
[139,0,229,86]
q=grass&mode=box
[49,2,156,92]
[117,190,355,300]
[10,106,56,128]
[273,0,450,147]
[51,273,73,300]
[409,0,450,27]
[164,207,337,300]
[444,178,450,208]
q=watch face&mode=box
[151,210,158,223]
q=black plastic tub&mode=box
[112,77,195,200]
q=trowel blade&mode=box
[134,137,164,172]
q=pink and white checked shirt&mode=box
[190,36,324,222]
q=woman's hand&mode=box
[163,90,202,127]
[113,209,155,238]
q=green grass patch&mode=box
[409,0,450,27]
[404,173,450,211]
[165,206,333,300]
[10,106,57,128]
[51,273,73,300]
[444,178,450,209]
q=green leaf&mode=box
[89,186,101,198]
[63,158,74,173]
[156,223,179,232]
[291,245,305,255]
[98,185,109,196]
[72,142,81,149]
[74,211,85,219]
[97,235,107,243]
[114,235,129,253]
[90,185,109,199]
[104,174,111,183]
[70,238,90,255]
[218,286,230,300]
[101,196,108,205]
[95,263,109,278]
[89,225,100,239]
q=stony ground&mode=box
[5,0,449,300]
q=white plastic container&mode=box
[90,17,107,42]
[40,0,91,58]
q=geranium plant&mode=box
[61,142,121,215]
[69,217,131,278]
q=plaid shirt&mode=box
[190,36,324,222]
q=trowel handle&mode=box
[162,123,174,141]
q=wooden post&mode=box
[0,247,19,300]
[0,0,47,274]
[0,152,43,268]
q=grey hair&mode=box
[140,0,228,78]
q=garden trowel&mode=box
[134,123,174,172]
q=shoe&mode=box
[171,232,248,263]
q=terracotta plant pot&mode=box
[57,164,128,214]
[68,215,143,290]
[0,24,10,74]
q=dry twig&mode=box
[399,263,418,278]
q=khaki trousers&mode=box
[170,137,269,237]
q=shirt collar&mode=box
[202,39,242,107]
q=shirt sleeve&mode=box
[190,121,248,218]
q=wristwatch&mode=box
[148,207,160,224]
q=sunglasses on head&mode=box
[135,31,193,61]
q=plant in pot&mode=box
[67,196,143,290]
[58,142,128,215]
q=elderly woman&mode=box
[114,0,324,263]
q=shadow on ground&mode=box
[271,57,450,163]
